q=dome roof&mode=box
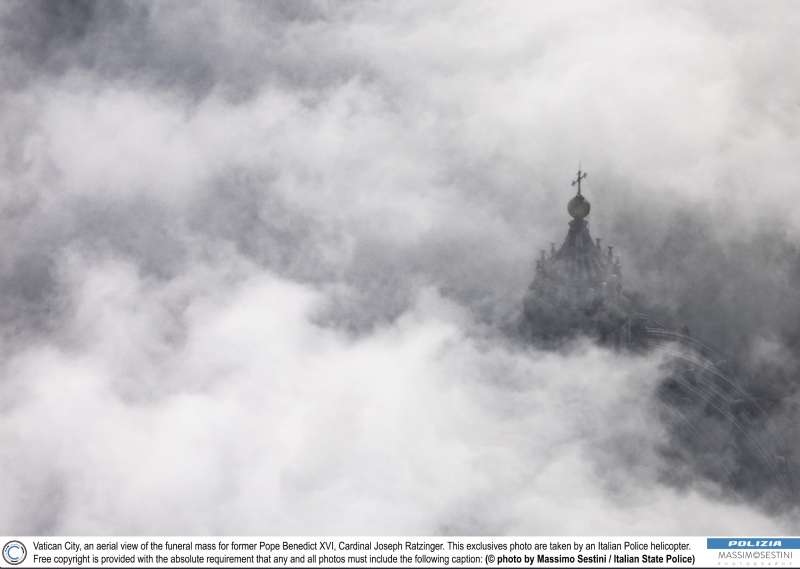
[567,193,591,219]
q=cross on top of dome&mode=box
[567,167,591,219]
[571,167,587,195]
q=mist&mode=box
[0,0,798,534]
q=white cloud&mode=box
[0,253,788,533]
[0,1,798,535]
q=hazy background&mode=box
[0,0,798,534]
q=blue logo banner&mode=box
[707,538,800,549]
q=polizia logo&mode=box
[707,537,800,550]
[2,540,27,565]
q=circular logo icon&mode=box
[2,540,27,565]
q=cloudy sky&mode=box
[1,0,799,534]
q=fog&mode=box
[0,0,798,534]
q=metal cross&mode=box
[571,168,588,196]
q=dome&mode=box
[567,193,591,219]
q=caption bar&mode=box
[1,536,797,567]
